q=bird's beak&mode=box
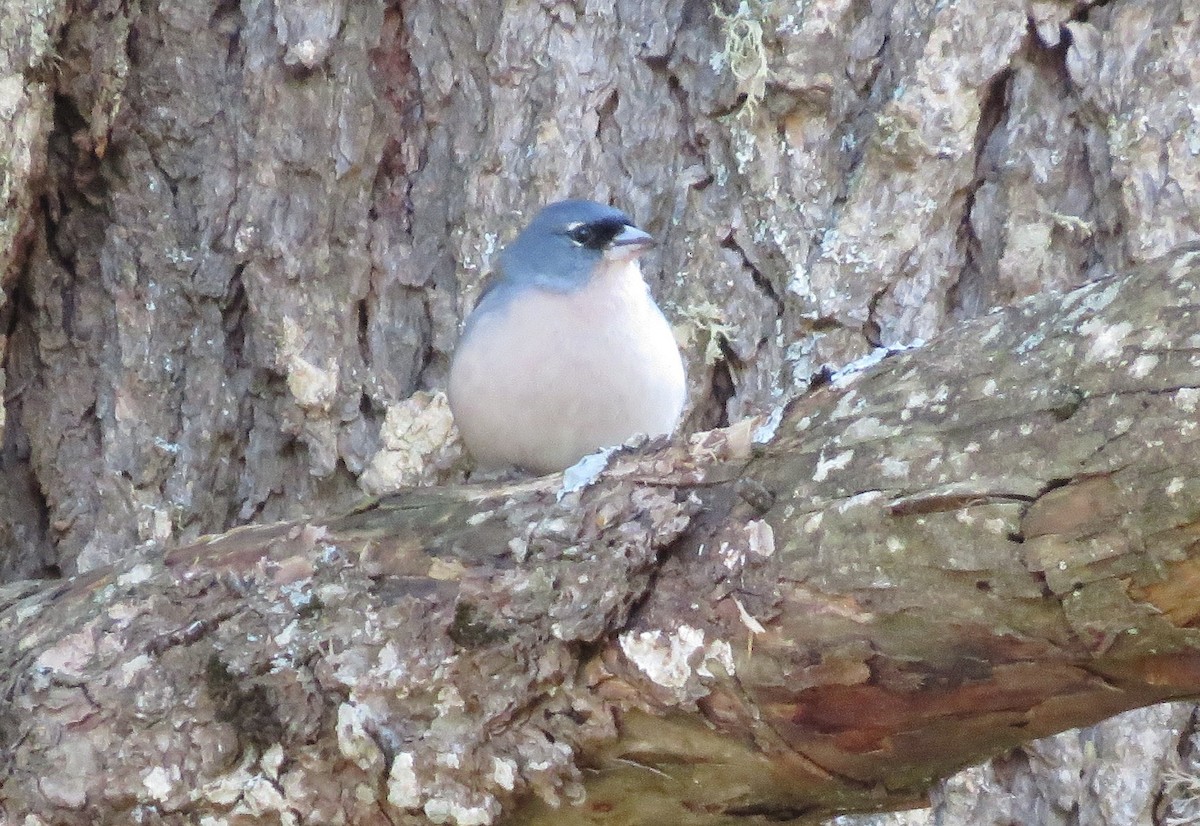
[604,225,656,261]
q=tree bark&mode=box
[3,246,1200,824]
[3,0,1200,823]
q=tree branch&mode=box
[4,246,1200,824]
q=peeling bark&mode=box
[3,247,1200,824]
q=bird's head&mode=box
[498,199,655,292]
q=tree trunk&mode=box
[1,0,1198,824]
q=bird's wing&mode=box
[470,269,507,310]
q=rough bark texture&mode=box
[2,248,1200,823]
[1,0,1199,824]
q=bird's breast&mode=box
[448,262,686,473]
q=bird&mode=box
[447,199,687,474]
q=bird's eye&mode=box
[568,224,598,247]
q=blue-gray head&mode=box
[496,199,654,293]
